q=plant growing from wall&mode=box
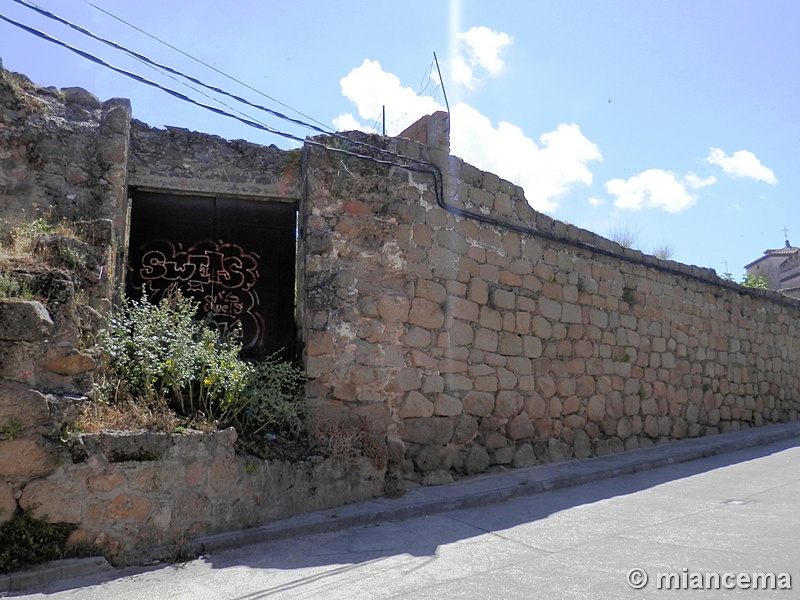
[651,242,675,260]
[97,292,310,457]
[1,415,22,440]
[0,273,32,300]
[0,507,98,573]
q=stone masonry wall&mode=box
[127,121,302,202]
[299,125,800,485]
[0,66,130,307]
[0,377,384,565]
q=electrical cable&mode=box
[10,0,439,177]
[0,12,304,143]
[0,12,448,208]
[13,0,336,139]
[78,0,331,132]
[3,11,764,296]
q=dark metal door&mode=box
[126,192,297,353]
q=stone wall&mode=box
[299,124,800,484]
[127,121,302,202]
[0,66,387,568]
[0,377,384,565]
[0,68,130,307]
[3,60,800,565]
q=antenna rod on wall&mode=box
[433,52,450,113]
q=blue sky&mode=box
[1,0,797,277]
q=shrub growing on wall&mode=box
[98,292,307,450]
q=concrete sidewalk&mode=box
[3,420,800,594]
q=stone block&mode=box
[586,395,606,421]
[434,394,462,416]
[305,331,334,356]
[452,415,479,444]
[562,395,580,415]
[469,278,489,305]
[0,482,16,523]
[45,352,97,376]
[491,289,516,310]
[445,296,479,322]
[573,429,592,458]
[474,375,499,392]
[523,393,547,419]
[400,391,435,418]
[401,417,454,445]
[523,336,543,358]
[493,445,516,464]
[511,443,536,468]
[106,493,153,521]
[416,279,447,304]
[0,437,58,479]
[408,298,444,329]
[448,320,475,346]
[396,368,422,391]
[495,391,523,419]
[507,413,535,440]
[548,438,573,463]
[479,306,503,330]
[422,375,445,393]
[538,297,561,321]
[404,327,432,348]
[498,333,523,355]
[0,300,54,341]
[641,397,658,415]
[20,479,83,523]
[414,446,446,472]
[537,377,556,398]
[0,380,50,430]
[443,374,472,391]
[474,328,498,352]
[378,295,411,322]
[561,303,582,324]
[463,444,490,474]
[463,391,495,416]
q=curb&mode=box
[0,556,112,594]
[5,421,799,592]
[187,420,800,556]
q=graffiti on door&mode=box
[132,238,265,348]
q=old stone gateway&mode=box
[1,66,799,564]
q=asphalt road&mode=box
[10,436,800,599]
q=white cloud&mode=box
[335,59,602,214]
[450,55,476,89]
[337,59,444,135]
[457,26,513,77]
[684,173,717,189]
[606,169,698,213]
[706,148,777,184]
[332,113,375,133]
[588,197,605,207]
[450,105,601,213]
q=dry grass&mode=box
[0,217,77,261]
[312,416,388,469]
[75,398,181,434]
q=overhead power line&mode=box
[0,9,453,211]
[0,12,305,143]
[8,0,447,171]
[13,0,334,139]
[78,0,331,132]
[0,12,447,204]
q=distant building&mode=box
[744,240,800,298]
